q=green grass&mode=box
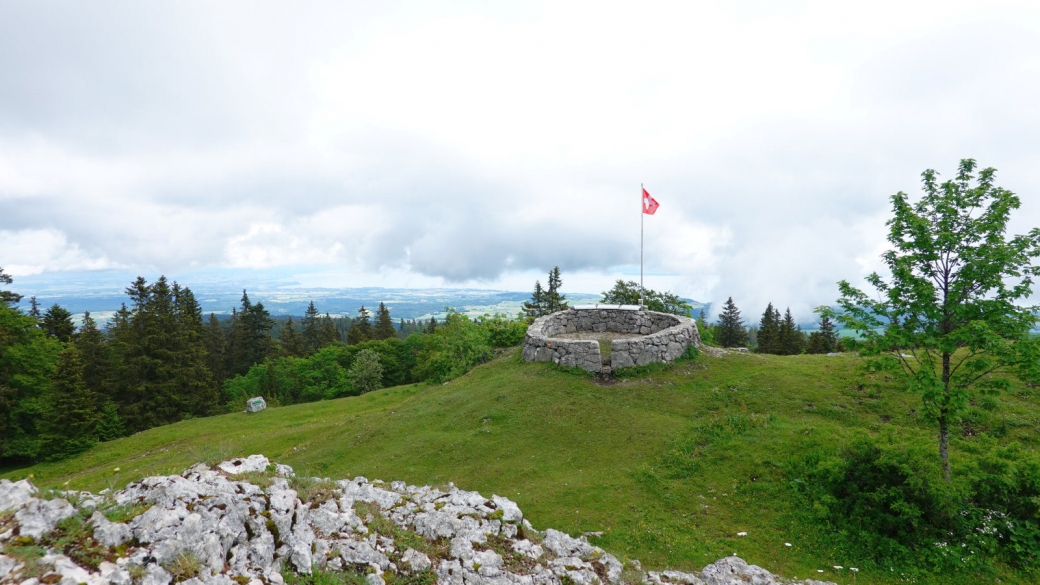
[3,350,1039,584]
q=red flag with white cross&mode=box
[642,187,659,215]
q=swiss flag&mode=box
[642,187,659,215]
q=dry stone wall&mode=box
[522,308,700,372]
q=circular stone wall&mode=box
[521,307,700,372]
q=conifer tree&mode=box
[74,311,107,394]
[302,301,321,354]
[203,313,227,384]
[374,302,396,340]
[173,284,218,417]
[716,297,749,348]
[232,290,275,375]
[41,346,99,460]
[41,304,75,342]
[280,316,304,357]
[756,303,780,354]
[523,281,545,318]
[819,314,838,351]
[426,316,437,334]
[545,267,569,313]
[347,306,373,345]
[319,313,342,346]
[28,296,40,318]
[95,401,126,442]
[0,267,22,306]
[777,308,805,355]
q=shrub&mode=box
[346,349,383,394]
[788,433,1040,570]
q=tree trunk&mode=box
[940,350,952,481]
[938,412,951,481]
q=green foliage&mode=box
[280,316,304,357]
[347,349,384,394]
[789,434,1040,571]
[41,346,99,460]
[715,297,748,348]
[695,311,717,346]
[412,310,492,383]
[523,267,569,318]
[374,302,396,340]
[41,304,75,342]
[755,303,780,354]
[478,314,528,348]
[232,290,277,375]
[0,267,22,306]
[600,280,692,316]
[108,277,219,434]
[283,566,369,585]
[828,159,1040,479]
[163,551,202,582]
[96,401,126,442]
[0,301,62,461]
[347,306,373,345]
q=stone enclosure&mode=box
[522,306,700,373]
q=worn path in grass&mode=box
[4,351,1039,584]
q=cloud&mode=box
[3,1,1040,320]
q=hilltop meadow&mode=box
[6,349,1040,584]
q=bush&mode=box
[478,314,528,348]
[412,310,492,383]
[346,349,383,394]
[788,433,1040,571]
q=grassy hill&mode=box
[4,350,1038,584]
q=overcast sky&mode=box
[3,0,1040,318]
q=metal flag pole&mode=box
[640,183,644,308]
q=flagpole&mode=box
[640,183,644,309]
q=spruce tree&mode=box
[95,401,126,442]
[715,297,748,348]
[74,311,107,395]
[374,302,396,340]
[42,304,75,342]
[28,296,40,318]
[203,313,227,384]
[777,308,805,355]
[426,316,437,334]
[232,290,275,375]
[347,306,373,345]
[302,301,321,354]
[818,314,838,352]
[806,332,828,354]
[756,303,780,354]
[280,316,304,357]
[41,346,99,460]
[319,313,342,346]
[173,284,218,418]
[0,267,22,306]
[523,281,545,318]
[545,267,569,313]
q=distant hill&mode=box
[9,269,704,321]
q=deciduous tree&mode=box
[829,159,1040,479]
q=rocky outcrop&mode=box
[0,456,831,585]
[522,308,699,372]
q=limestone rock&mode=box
[91,511,134,547]
[400,548,431,572]
[246,397,267,413]
[0,479,37,512]
[0,456,829,585]
[15,497,76,539]
[218,455,270,475]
